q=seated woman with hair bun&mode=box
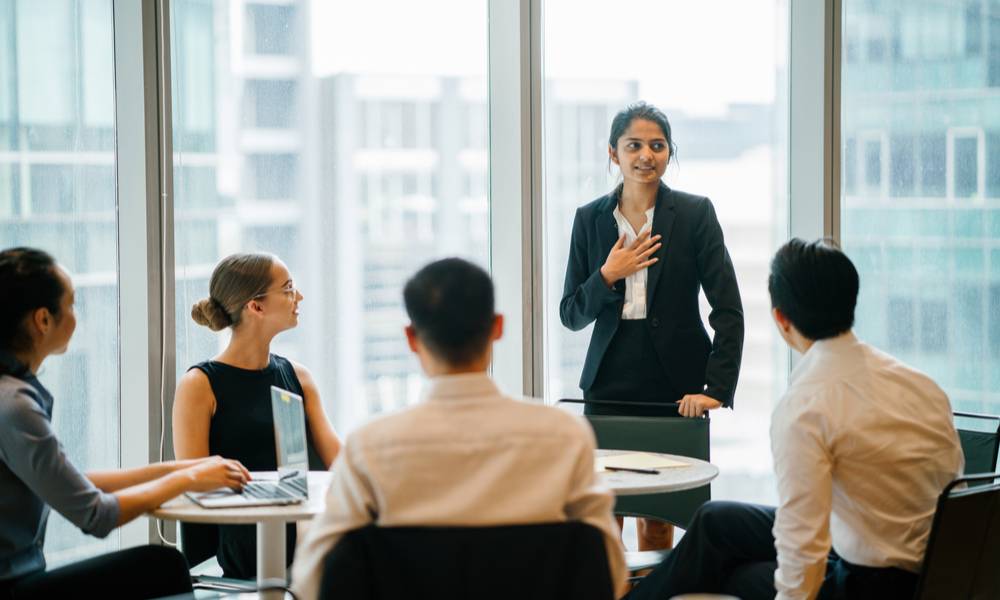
[173,252,341,579]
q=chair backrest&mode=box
[560,400,711,528]
[954,412,1000,475]
[317,522,614,600]
[914,473,1000,600]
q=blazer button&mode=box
[650,317,660,328]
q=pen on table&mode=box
[604,465,659,475]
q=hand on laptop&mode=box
[182,456,251,492]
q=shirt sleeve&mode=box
[291,436,378,600]
[564,418,629,599]
[771,391,834,600]
[0,387,119,539]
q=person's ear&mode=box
[771,307,791,333]
[31,307,51,335]
[608,144,620,166]
[245,298,265,318]
[404,325,420,354]
[491,314,504,342]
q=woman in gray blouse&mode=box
[0,247,251,599]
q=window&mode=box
[920,133,946,197]
[842,0,1000,414]
[542,0,789,506]
[889,134,915,197]
[245,3,294,56]
[172,0,488,433]
[860,132,885,196]
[0,0,119,565]
[244,79,296,129]
[247,153,297,201]
[949,130,982,200]
[887,297,915,351]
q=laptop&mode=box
[187,385,310,508]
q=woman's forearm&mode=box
[88,460,192,493]
[113,470,193,526]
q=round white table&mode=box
[152,452,717,597]
[152,471,333,599]
[596,449,719,496]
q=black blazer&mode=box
[559,183,744,407]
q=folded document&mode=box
[596,452,689,471]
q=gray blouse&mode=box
[0,356,119,581]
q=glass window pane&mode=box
[171,0,488,433]
[842,0,998,414]
[543,0,789,507]
[952,134,979,199]
[0,0,119,565]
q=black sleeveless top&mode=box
[192,354,324,471]
[188,354,324,579]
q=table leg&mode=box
[257,521,286,600]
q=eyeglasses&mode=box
[251,284,299,300]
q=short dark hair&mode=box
[403,258,495,365]
[608,101,678,169]
[768,238,859,341]
[0,247,65,355]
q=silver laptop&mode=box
[187,386,309,508]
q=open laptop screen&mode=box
[270,385,308,492]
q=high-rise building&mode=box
[842,0,1000,414]
[317,73,489,427]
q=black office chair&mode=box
[317,522,614,600]
[914,472,1000,599]
[560,399,711,575]
[954,411,1000,476]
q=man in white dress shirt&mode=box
[626,238,963,600]
[290,258,628,600]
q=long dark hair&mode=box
[607,101,678,173]
[0,247,65,374]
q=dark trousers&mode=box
[1,545,192,600]
[218,523,297,579]
[584,320,682,417]
[625,501,919,600]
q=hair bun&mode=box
[191,297,232,331]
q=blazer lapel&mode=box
[646,183,676,309]
[596,192,620,267]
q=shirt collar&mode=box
[422,372,502,403]
[0,351,54,417]
[612,203,655,234]
[789,330,860,385]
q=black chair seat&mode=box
[318,522,615,600]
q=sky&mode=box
[311,0,782,117]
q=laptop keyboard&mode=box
[242,482,296,500]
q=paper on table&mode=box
[596,452,689,471]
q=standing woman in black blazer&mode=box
[560,102,744,550]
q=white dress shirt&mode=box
[291,372,628,600]
[770,332,963,600]
[612,204,655,320]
